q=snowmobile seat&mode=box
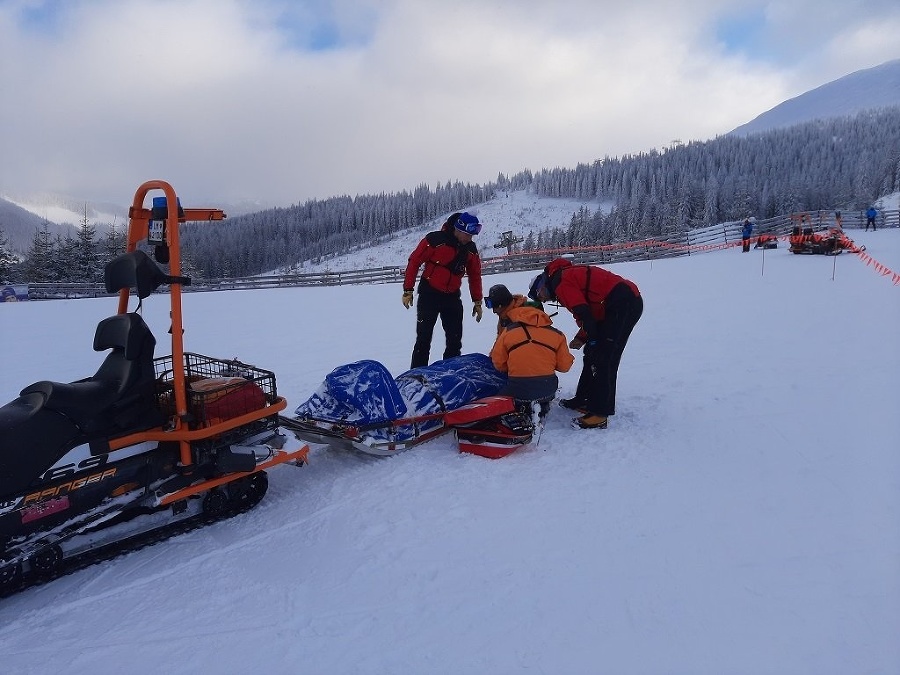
[18,313,159,435]
[104,249,171,299]
[0,392,84,499]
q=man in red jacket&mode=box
[529,258,643,429]
[402,212,484,369]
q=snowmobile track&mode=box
[0,500,257,600]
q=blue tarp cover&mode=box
[293,354,506,440]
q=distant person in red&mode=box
[402,212,484,368]
[529,258,643,429]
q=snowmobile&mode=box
[788,226,864,255]
[0,180,308,594]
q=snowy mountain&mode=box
[0,197,78,253]
[0,227,897,674]
[729,59,900,136]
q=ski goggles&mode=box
[484,297,497,309]
[528,273,551,301]
[454,213,482,235]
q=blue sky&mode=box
[716,7,767,58]
[1,0,899,207]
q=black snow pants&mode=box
[575,283,643,417]
[410,280,464,369]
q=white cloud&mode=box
[1,0,898,207]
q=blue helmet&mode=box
[454,212,482,235]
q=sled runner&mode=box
[0,180,308,595]
[279,409,452,456]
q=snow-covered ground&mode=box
[0,227,898,674]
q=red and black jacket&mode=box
[404,230,483,300]
[544,258,640,340]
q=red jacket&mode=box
[545,258,640,339]
[404,231,483,300]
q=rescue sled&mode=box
[0,180,308,594]
[284,383,544,460]
[283,355,508,456]
[753,234,778,249]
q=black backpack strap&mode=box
[505,323,557,354]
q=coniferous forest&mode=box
[2,107,899,282]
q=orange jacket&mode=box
[494,294,528,335]
[490,305,574,377]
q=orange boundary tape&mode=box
[487,233,900,286]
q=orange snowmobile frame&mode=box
[112,180,307,501]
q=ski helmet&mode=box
[454,212,482,235]
[486,284,513,309]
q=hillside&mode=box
[298,190,611,273]
[0,198,75,253]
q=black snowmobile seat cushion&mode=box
[19,379,119,421]
[104,250,169,299]
[93,313,155,360]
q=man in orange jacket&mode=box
[487,284,574,408]
[402,212,484,368]
[529,259,643,429]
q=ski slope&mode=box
[0,228,898,675]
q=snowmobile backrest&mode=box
[93,313,155,361]
[104,250,169,299]
[92,313,157,400]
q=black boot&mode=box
[560,397,588,413]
